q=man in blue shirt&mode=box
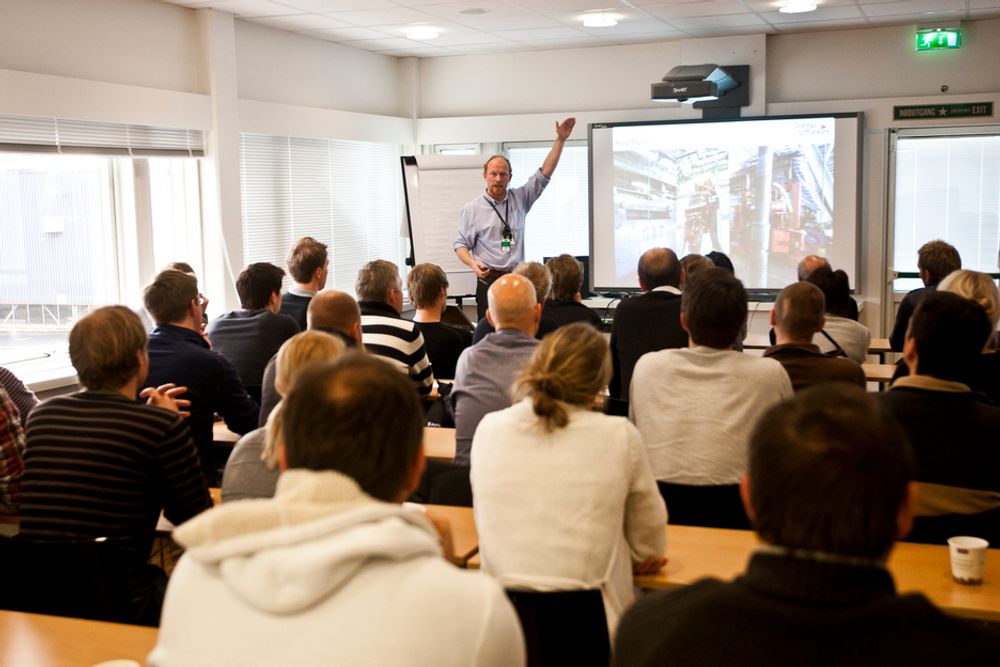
[454,117,576,319]
[143,269,259,485]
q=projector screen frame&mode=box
[587,112,864,297]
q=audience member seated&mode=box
[20,306,211,626]
[150,353,524,667]
[889,239,961,352]
[616,384,1000,665]
[472,323,666,634]
[891,269,1000,404]
[879,292,1000,545]
[451,274,540,466]
[609,248,688,400]
[630,268,792,528]
[258,289,362,425]
[222,331,346,503]
[408,263,472,380]
[806,267,871,363]
[279,236,328,331]
[767,255,859,346]
[541,254,602,331]
[472,261,557,343]
[207,262,300,402]
[705,250,745,350]
[763,282,865,392]
[0,366,39,424]
[144,269,259,485]
[0,387,25,513]
[678,253,713,289]
[356,260,434,397]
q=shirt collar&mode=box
[289,285,316,298]
[651,285,682,295]
[889,374,971,393]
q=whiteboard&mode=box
[401,154,487,298]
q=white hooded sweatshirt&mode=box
[149,469,524,667]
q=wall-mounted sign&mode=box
[894,103,992,120]
[915,28,962,51]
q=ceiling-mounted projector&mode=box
[651,64,739,103]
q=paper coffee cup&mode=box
[948,536,988,585]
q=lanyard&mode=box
[485,197,513,240]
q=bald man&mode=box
[258,289,363,425]
[450,274,541,465]
[763,282,865,392]
[797,254,830,281]
[472,260,558,343]
[609,248,689,399]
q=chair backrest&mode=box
[0,535,135,623]
[506,589,610,667]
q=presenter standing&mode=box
[454,117,576,319]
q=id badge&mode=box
[501,238,511,254]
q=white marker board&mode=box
[400,154,486,297]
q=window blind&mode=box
[0,113,205,157]
[240,133,404,293]
[507,143,590,262]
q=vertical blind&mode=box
[507,144,590,262]
[240,134,404,293]
[893,133,1000,290]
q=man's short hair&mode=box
[805,267,853,318]
[286,237,328,284]
[513,261,551,304]
[355,260,400,303]
[917,240,961,283]
[237,262,285,310]
[144,269,198,325]
[796,255,830,281]
[165,261,195,275]
[308,290,361,334]
[70,306,147,391]
[638,248,680,290]
[282,352,423,502]
[748,384,913,560]
[680,254,714,284]
[407,263,448,310]
[546,254,584,302]
[907,291,992,382]
[706,251,735,274]
[681,268,747,349]
[483,155,512,175]
[774,282,825,341]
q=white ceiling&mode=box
[159,0,1000,58]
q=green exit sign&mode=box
[916,29,962,51]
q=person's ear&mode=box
[818,315,826,331]
[680,312,690,333]
[278,445,288,472]
[896,481,917,540]
[739,473,755,522]
[769,309,777,327]
[903,336,919,374]
[533,302,542,323]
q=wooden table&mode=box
[862,363,897,385]
[212,420,241,444]
[0,610,157,667]
[743,335,894,362]
[424,426,456,462]
[422,503,480,565]
[445,508,1000,622]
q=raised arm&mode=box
[539,117,576,179]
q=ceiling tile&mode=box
[207,0,300,17]
[380,45,459,56]
[251,13,351,30]
[375,19,476,36]
[277,0,396,10]
[861,0,967,17]
[456,14,565,30]
[761,4,866,23]
[428,31,516,45]
[416,0,529,21]
[324,6,441,25]
[668,12,772,28]
[644,0,763,20]
[516,36,611,48]
[774,17,878,30]
[300,25,396,39]
[496,25,592,40]
[575,19,682,35]
[507,0,624,10]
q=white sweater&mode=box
[149,470,523,667]
[630,346,793,485]
[471,399,667,635]
[814,315,872,364]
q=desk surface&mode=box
[862,363,897,384]
[743,336,892,356]
[424,426,456,462]
[0,610,157,667]
[452,507,1000,621]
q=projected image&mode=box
[610,118,836,288]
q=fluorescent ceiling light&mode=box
[582,11,619,28]
[779,0,817,13]
[406,27,440,40]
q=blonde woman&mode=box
[470,323,667,635]
[939,269,1000,403]
[221,330,345,502]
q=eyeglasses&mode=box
[196,294,207,306]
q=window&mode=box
[433,144,479,156]
[506,142,589,262]
[890,129,1000,292]
[240,134,405,293]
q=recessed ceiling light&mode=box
[779,0,817,13]
[406,26,440,40]
[582,10,619,28]
[459,8,489,15]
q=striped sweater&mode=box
[359,301,434,396]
